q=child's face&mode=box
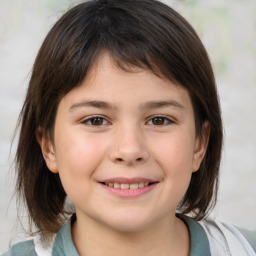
[40,53,208,232]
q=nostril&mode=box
[136,157,143,161]
[116,158,123,162]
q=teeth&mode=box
[114,183,120,188]
[120,184,130,189]
[130,183,139,189]
[139,182,145,188]
[105,182,151,189]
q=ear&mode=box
[192,121,210,173]
[36,127,58,173]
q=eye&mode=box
[81,116,109,126]
[147,116,173,126]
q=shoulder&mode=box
[2,216,78,256]
[1,239,37,256]
[237,227,256,252]
[199,219,256,256]
[52,216,79,255]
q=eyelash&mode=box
[81,115,174,126]
[81,116,110,126]
[146,116,174,126]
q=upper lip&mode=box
[99,177,158,184]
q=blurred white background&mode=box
[0,0,255,253]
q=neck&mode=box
[72,213,190,256]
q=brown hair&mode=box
[15,0,223,235]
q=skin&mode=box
[38,53,209,256]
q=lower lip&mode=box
[99,183,158,198]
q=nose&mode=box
[108,126,149,165]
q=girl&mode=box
[3,0,255,255]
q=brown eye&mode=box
[90,117,104,125]
[152,117,165,125]
[82,116,108,126]
[148,116,173,126]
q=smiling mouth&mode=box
[99,179,159,198]
[102,182,156,189]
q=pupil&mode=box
[92,117,103,125]
[153,117,164,125]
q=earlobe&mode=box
[192,121,210,172]
[36,127,58,173]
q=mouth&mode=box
[102,181,155,189]
[98,178,159,198]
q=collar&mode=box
[52,214,211,256]
[178,214,211,256]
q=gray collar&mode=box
[52,214,211,256]
[178,214,211,256]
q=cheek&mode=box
[150,133,195,196]
[54,131,108,188]
[153,133,195,172]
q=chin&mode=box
[109,221,150,233]
[101,211,157,233]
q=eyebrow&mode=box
[141,100,185,110]
[69,99,185,112]
[69,100,117,111]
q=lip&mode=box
[99,177,156,184]
[98,177,159,198]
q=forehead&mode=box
[57,53,194,117]
[82,52,187,95]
